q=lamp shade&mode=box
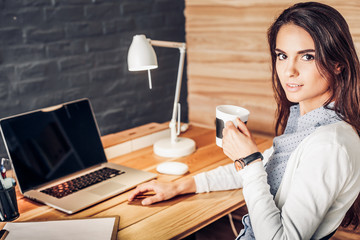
[127,35,158,71]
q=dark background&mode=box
[0,0,188,156]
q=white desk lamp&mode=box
[127,34,196,158]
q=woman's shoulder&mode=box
[293,121,360,174]
[314,121,357,138]
[304,121,360,153]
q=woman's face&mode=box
[275,24,332,115]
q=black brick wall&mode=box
[0,0,188,156]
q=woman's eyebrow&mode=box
[298,49,315,54]
[274,48,315,54]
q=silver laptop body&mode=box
[0,99,156,214]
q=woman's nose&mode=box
[284,60,299,78]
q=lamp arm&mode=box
[148,39,186,144]
[150,40,185,49]
[170,46,186,144]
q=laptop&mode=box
[0,98,157,214]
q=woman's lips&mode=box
[286,83,304,92]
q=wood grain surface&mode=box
[184,0,360,136]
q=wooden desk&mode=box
[5,124,272,239]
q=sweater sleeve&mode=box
[242,141,352,240]
[194,163,243,193]
[194,147,273,193]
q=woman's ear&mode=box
[334,63,343,75]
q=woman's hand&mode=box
[128,178,196,205]
[222,118,259,161]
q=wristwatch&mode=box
[234,152,263,171]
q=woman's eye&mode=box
[301,54,315,61]
[276,53,287,60]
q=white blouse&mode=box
[194,121,360,239]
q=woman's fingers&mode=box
[224,120,236,129]
[235,118,251,136]
[141,193,165,205]
[128,180,179,205]
[221,118,259,161]
[128,181,155,202]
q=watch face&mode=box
[234,159,245,171]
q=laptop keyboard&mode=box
[41,167,125,199]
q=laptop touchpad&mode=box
[89,182,125,196]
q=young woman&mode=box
[128,2,360,239]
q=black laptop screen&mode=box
[0,99,108,192]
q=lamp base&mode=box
[153,137,196,158]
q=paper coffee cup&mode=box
[216,105,250,147]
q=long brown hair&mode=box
[267,2,360,229]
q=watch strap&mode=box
[234,152,263,171]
